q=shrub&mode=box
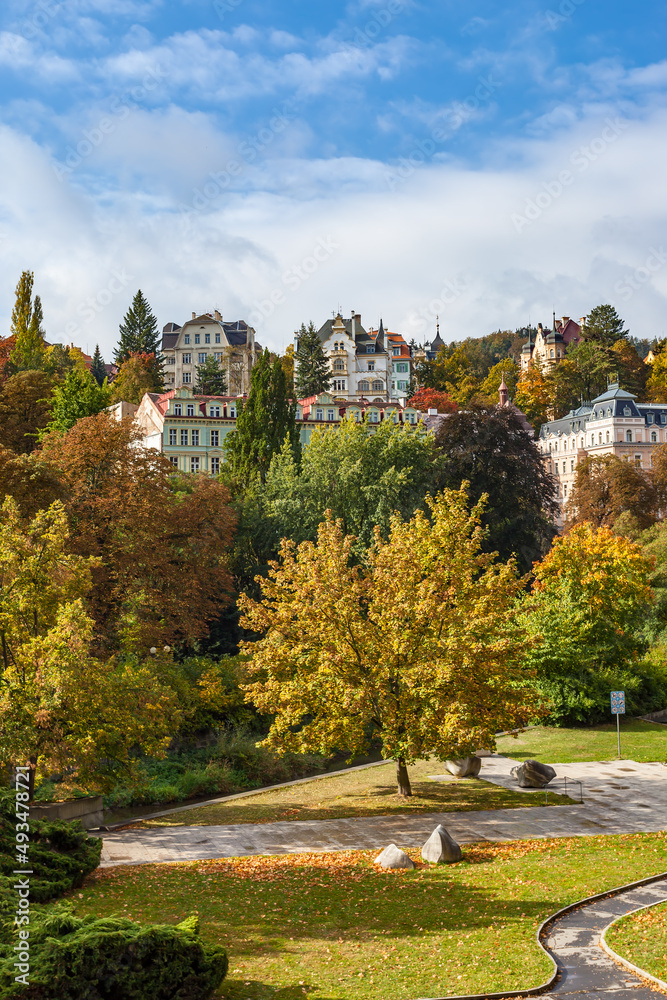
[534,658,667,727]
[0,789,101,928]
[0,909,227,999]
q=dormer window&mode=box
[209,405,220,417]
[174,403,182,416]
[648,413,654,424]
[624,407,631,416]
[187,404,195,417]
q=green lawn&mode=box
[75,832,667,1000]
[497,721,667,764]
[139,757,568,828]
[606,899,667,983]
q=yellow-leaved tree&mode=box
[239,487,540,796]
[0,497,180,798]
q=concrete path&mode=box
[100,756,667,867]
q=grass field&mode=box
[497,721,667,764]
[606,899,667,983]
[75,832,667,1000]
[139,757,568,828]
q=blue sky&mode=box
[1,0,667,356]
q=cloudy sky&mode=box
[1,0,666,358]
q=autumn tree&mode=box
[417,345,481,404]
[0,371,52,454]
[647,352,667,403]
[0,336,16,383]
[567,454,657,530]
[479,360,519,403]
[435,403,557,571]
[240,489,534,795]
[40,414,236,651]
[111,351,163,403]
[225,349,299,483]
[294,322,331,398]
[0,445,63,519]
[280,343,295,392]
[406,387,457,413]
[580,304,628,347]
[514,363,553,429]
[195,354,228,395]
[9,271,46,372]
[114,289,161,363]
[0,497,180,796]
[240,489,539,797]
[521,524,654,724]
[43,367,112,435]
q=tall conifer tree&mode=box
[225,349,299,482]
[114,290,161,364]
[91,344,107,386]
[294,322,331,398]
[10,271,46,372]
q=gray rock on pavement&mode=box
[421,824,462,864]
[445,756,482,778]
[374,844,415,869]
[510,759,557,788]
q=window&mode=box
[166,356,175,365]
[315,408,323,420]
[205,333,210,344]
[333,379,346,391]
[191,429,200,446]
[210,457,220,475]
[557,350,562,358]
[180,429,188,446]
[398,381,407,391]
[652,431,658,443]
[333,342,339,351]
[599,433,602,445]
[333,359,345,371]
[215,333,221,344]
[190,456,200,473]
[367,362,375,371]
[366,345,375,353]
[624,407,631,416]
[563,484,567,496]
[635,455,641,467]
[174,403,182,416]
[228,405,236,418]
[397,363,408,372]
[606,430,609,442]
[169,456,178,468]
[370,411,379,423]
[169,428,177,446]
[564,439,568,451]
[409,413,416,423]
[182,353,191,364]
[626,430,632,442]
[393,347,400,355]
[197,353,206,364]
[186,404,195,416]
[372,380,383,390]
[195,334,200,345]
[209,405,220,417]
[213,353,222,362]
[550,349,554,357]
[648,413,654,424]
[580,437,584,447]
[359,380,370,391]
[211,430,219,446]
[327,409,335,421]
[184,334,190,344]
[183,372,192,383]
[571,460,575,472]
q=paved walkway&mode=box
[100,756,667,868]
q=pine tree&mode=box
[224,349,299,482]
[294,322,331,398]
[195,354,228,395]
[91,344,107,386]
[114,290,161,364]
[580,304,628,347]
[10,271,46,372]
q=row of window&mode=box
[182,332,222,346]
[180,352,225,365]
[310,408,416,424]
[168,429,221,447]
[548,428,660,451]
[393,362,409,373]
[169,456,221,474]
[172,403,235,418]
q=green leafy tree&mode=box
[42,367,112,436]
[480,359,519,402]
[580,304,628,347]
[521,523,655,725]
[435,403,557,571]
[91,344,107,386]
[239,488,539,796]
[195,354,228,395]
[416,345,481,404]
[0,371,52,454]
[44,344,75,380]
[550,342,615,408]
[224,349,299,482]
[9,271,46,372]
[114,290,161,365]
[294,322,331,398]
[280,343,295,393]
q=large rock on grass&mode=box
[374,844,415,869]
[421,825,462,864]
[445,756,482,778]
[510,759,556,788]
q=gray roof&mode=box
[161,332,179,351]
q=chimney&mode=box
[192,311,196,320]
[350,311,356,338]
[215,309,222,321]
[427,408,438,416]
[561,316,570,325]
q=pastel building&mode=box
[160,311,261,394]
[521,315,584,372]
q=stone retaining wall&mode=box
[30,796,104,830]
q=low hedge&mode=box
[0,909,228,1000]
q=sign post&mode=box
[610,691,625,758]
